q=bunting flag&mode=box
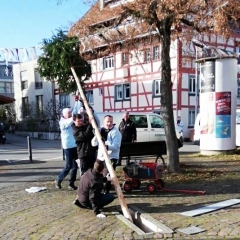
[0,46,42,64]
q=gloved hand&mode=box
[77,107,85,114]
[106,173,111,181]
[96,213,106,219]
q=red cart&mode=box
[122,162,164,194]
[122,161,206,195]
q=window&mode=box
[130,115,148,128]
[188,109,196,126]
[189,75,197,95]
[144,48,151,62]
[59,94,70,108]
[0,82,14,94]
[153,46,160,60]
[115,83,130,101]
[20,71,28,90]
[0,65,12,78]
[22,97,29,118]
[36,95,43,115]
[103,56,114,69]
[152,79,161,97]
[85,90,93,104]
[0,82,5,93]
[35,70,43,89]
[149,115,164,128]
[122,52,129,65]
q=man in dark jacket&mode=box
[72,114,96,176]
[73,160,115,218]
[117,111,137,166]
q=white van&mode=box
[193,111,240,146]
[96,112,183,147]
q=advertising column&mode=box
[199,57,238,154]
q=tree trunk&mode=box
[160,20,181,173]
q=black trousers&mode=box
[79,154,96,176]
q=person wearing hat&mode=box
[55,108,78,190]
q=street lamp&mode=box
[192,39,208,120]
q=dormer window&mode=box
[103,56,114,69]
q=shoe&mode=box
[73,199,82,208]
[68,184,77,190]
[55,180,62,189]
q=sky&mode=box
[0,0,90,49]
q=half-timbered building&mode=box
[68,0,240,139]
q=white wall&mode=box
[13,60,54,121]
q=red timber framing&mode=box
[85,41,179,113]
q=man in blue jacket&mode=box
[55,108,78,190]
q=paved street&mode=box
[1,134,240,239]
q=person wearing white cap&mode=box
[55,108,78,190]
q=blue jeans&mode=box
[58,147,78,185]
[79,193,115,209]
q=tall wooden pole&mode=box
[71,67,133,222]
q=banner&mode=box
[0,46,42,64]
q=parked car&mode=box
[193,113,201,145]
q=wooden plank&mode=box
[71,67,133,222]
[180,199,240,217]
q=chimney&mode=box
[99,0,105,10]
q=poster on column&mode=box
[200,92,215,135]
[215,92,231,138]
[200,60,215,93]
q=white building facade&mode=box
[12,60,80,122]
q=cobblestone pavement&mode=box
[1,135,240,239]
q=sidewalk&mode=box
[1,136,240,239]
[2,132,62,149]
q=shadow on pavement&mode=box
[0,160,47,166]
[0,170,59,177]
